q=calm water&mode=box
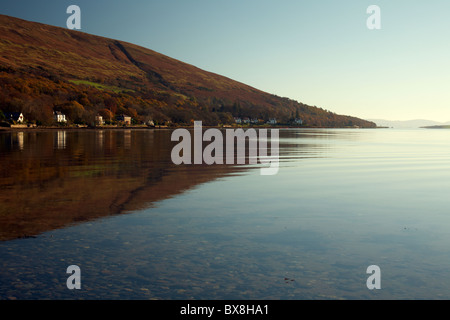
[1,128,450,300]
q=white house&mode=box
[54,111,67,123]
[117,115,132,125]
[95,115,104,125]
[267,118,277,125]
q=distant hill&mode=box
[368,119,450,129]
[0,14,376,128]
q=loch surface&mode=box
[1,128,450,299]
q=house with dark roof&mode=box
[4,112,24,123]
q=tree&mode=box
[126,107,138,119]
[98,108,113,122]
[61,101,85,123]
[78,93,90,106]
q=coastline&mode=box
[0,124,379,132]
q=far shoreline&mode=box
[421,125,450,129]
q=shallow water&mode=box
[1,128,450,299]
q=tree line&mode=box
[0,67,376,128]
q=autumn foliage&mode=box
[0,14,376,128]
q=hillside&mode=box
[0,14,376,128]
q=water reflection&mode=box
[17,132,24,150]
[4,131,25,150]
[6,128,434,300]
[0,130,255,240]
[0,129,338,241]
[96,130,104,149]
[55,131,67,149]
[124,130,131,149]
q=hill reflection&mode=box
[0,128,333,241]
[0,129,251,241]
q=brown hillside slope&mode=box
[0,14,376,127]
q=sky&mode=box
[2,0,450,122]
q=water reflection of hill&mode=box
[0,128,337,241]
[0,130,248,241]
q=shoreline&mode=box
[0,124,379,132]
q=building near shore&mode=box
[95,115,105,125]
[116,115,132,125]
[54,111,67,123]
[4,112,24,123]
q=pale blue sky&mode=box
[2,1,450,121]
